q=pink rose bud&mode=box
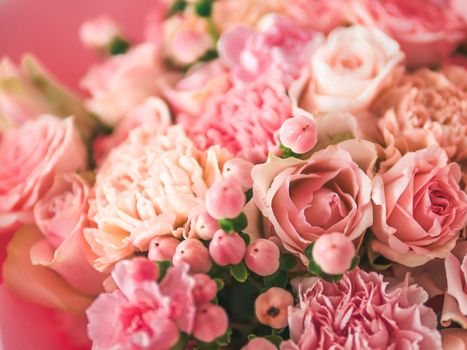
[279,115,317,154]
[193,274,218,305]
[241,338,276,350]
[79,14,121,49]
[194,209,220,240]
[313,233,356,275]
[193,303,228,343]
[222,158,254,191]
[209,230,246,266]
[148,236,180,261]
[245,239,280,276]
[173,239,212,273]
[206,178,246,219]
[255,287,293,329]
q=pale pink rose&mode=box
[160,60,231,120]
[281,269,441,350]
[218,15,323,86]
[93,97,172,164]
[163,12,214,65]
[0,116,87,234]
[252,140,375,262]
[444,241,467,327]
[349,0,467,68]
[0,58,51,127]
[186,77,295,164]
[212,0,283,33]
[298,26,404,114]
[372,67,467,177]
[81,43,162,125]
[85,125,231,271]
[441,329,467,350]
[281,0,350,33]
[79,14,121,50]
[371,146,467,267]
[32,173,105,295]
[87,260,198,350]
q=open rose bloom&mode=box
[1,1,467,349]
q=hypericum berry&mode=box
[222,158,254,191]
[205,178,245,219]
[193,274,218,305]
[312,233,356,275]
[193,209,220,240]
[245,239,280,276]
[148,236,179,262]
[279,115,317,154]
[209,230,246,266]
[241,338,276,350]
[255,287,293,329]
[172,239,212,273]
[193,303,228,343]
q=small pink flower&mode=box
[349,0,467,67]
[219,15,322,86]
[282,269,442,349]
[372,146,467,267]
[312,233,356,275]
[206,178,245,220]
[79,14,121,50]
[0,116,87,234]
[87,260,198,350]
[193,303,228,343]
[245,239,280,277]
[209,230,246,266]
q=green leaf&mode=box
[349,255,360,270]
[272,328,285,335]
[279,144,301,159]
[214,278,225,291]
[279,254,298,271]
[233,212,248,232]
[219,218,234,233]
[215,328,232,346]
[245,188,253,203]
[307,259,321,275]
[264,269,288,289]
[247,334,257,341]
[229,262,248,283]
[167,0,187,17]
[320,272,343,283]
[367,246,393,271]
[264,335,283,347]
[195,0,212,17]
[304,242,314,261]
[240,232,251,246]
[108,37,130,55]
[198,48,218,62]
[170,333,188,350]
[156,260,171,281]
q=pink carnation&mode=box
[281,269,441,350]
[186,77,294,163]
[87,258,196,350]
[219,15,322,86]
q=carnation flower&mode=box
[186,77,294,163]
[281,269,442,350]
[85,125,231,271]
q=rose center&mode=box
[429,186,449,215]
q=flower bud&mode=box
[222,158,254,191]
[255,287,293,329]
[206,178,246,219]
[173,239,212,273]
[209,230,246,266]
[313,233,356,275]
[193,209,220,240]
[193,274,218,305]
[193,303,228,343]
[245,239,280,276]
[279,115,317,154]
[148,236,179,262]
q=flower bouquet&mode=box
[0,0,466,349]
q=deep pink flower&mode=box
[282,269,442,350]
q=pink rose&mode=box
[281,0,350,33]
[298,26,404,114]
[86,125,231,271]
[371,146,467,267]
[81,43,162,125]
[252,140,375,262]
[0,58,50,127]
[212,0,283,33]
[93,97,172,164]
[30,172,105,295]
[186,77,295,163]
[281,269,441,349]
[372,67,467,177]
[0,116,87,234]
[218,15,322,86]
[160,60,231,121]
[87,260,197,350]
[349,0,467,68]
[441,329,467,350]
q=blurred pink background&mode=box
[0,0,156,91]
